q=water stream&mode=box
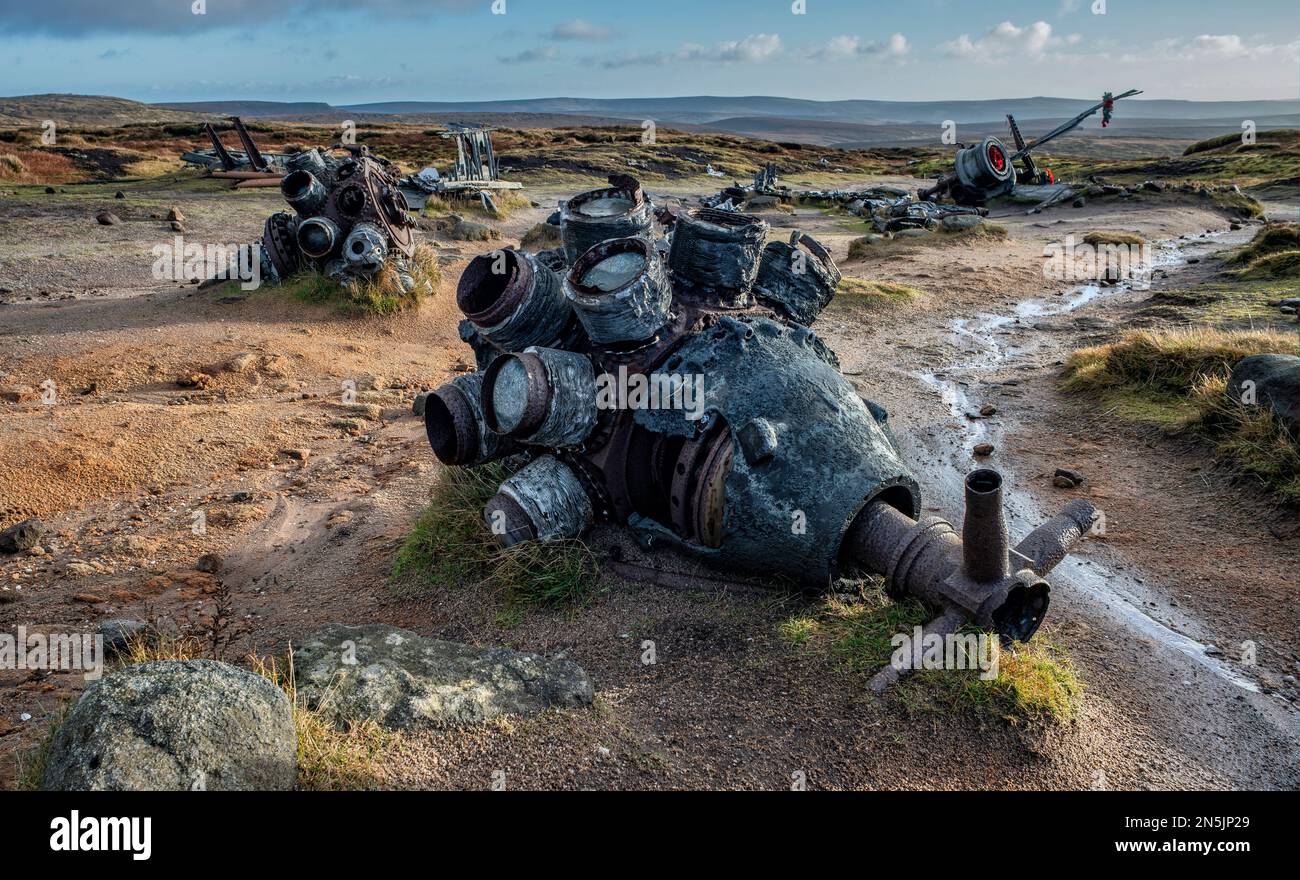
[911,230,1261,692]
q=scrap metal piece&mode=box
[667,208,767,308]
[230,116,270,173]
[485,455,595,546]
[457,248,573,352]
[204,123,238,172]
[560,174,654,264]
[564,236,672,344]
[752,230,842,325]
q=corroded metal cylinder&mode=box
[667,208,768,307]
[753,231,842,325]
[296,216,340,260]
[423,372,515,466]
[564,237,672,345]
[281,169,328,216]
[484,455,594,546]
[482,346,598,448]
[457,248,570,352]
[342,222,388,275]
[560,179,653,264]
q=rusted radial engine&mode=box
[423,175,1096,659]
[258,145,416,288]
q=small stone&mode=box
[169,220,185,233]
[412,391,431,417]
[231,491,254,503]
[283,448,310,462]
[1053,468,1085,487]
[95,211,121,226]
[114,191,125,199]
[195,553,222,574]
[979,404,997,417]
[973,443,995,457]
[225,352,257,373]
[97,619,148,656]
[1,518,46,554]
[166,207,186,223]
[71,593,106,604]
[1204,644,1224,657]
[1053,475,1075,488]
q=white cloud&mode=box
[498,45,558,64]
[598,33,782,68]
[814,33,908,60]
[942,21,1074,61]
[551,19,613,42]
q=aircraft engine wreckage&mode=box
[920,89,1142,206]
[255,145,417,289]
[422,174,1098,684]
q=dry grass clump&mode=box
[391,461,600,618]
[1062,327,1300,503]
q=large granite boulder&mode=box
[42,660,296,791]
[294,623,593,729]
[1228,354,1300,433]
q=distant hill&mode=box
[157,100,337,117]
[0,94,210,127]
[334,95,1300,126]
[142,95,1300,127]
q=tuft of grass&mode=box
[832,277,922,309]
[391,460,600,612]
[1062,328,1300,503]
[0,153,25,179]
[939,220,1008,241]
[780,586,1082,725]
[1209,189,1266,218]
[904,637,1083,724]
[1227,223,1300,264]
[421,188,529,220]
[248,651,400,791]
[281,243,440,316]
[1083,230,1146,248]
[1233,251,1300,280]
[15,704,72,791]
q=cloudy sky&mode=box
[0,0,1296,104]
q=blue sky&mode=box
[0,0,1296,103]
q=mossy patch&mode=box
[830,277,922,310]
[277,243,440,315]
[779,586,1082,725]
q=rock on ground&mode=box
[1228,354,1300,433]
[294,623,594,729]
[42,660,296,791]
[0,518,45,553]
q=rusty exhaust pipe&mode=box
[841,468,1097,689]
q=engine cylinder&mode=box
[281,170,328,216]
[296,216,341,260]
[563,236,672,345]
[484,455,594,546]
[457,248,571,352]
[482,346,598,448]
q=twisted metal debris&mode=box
[423,173,1097,683]
[256,144,417,289]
